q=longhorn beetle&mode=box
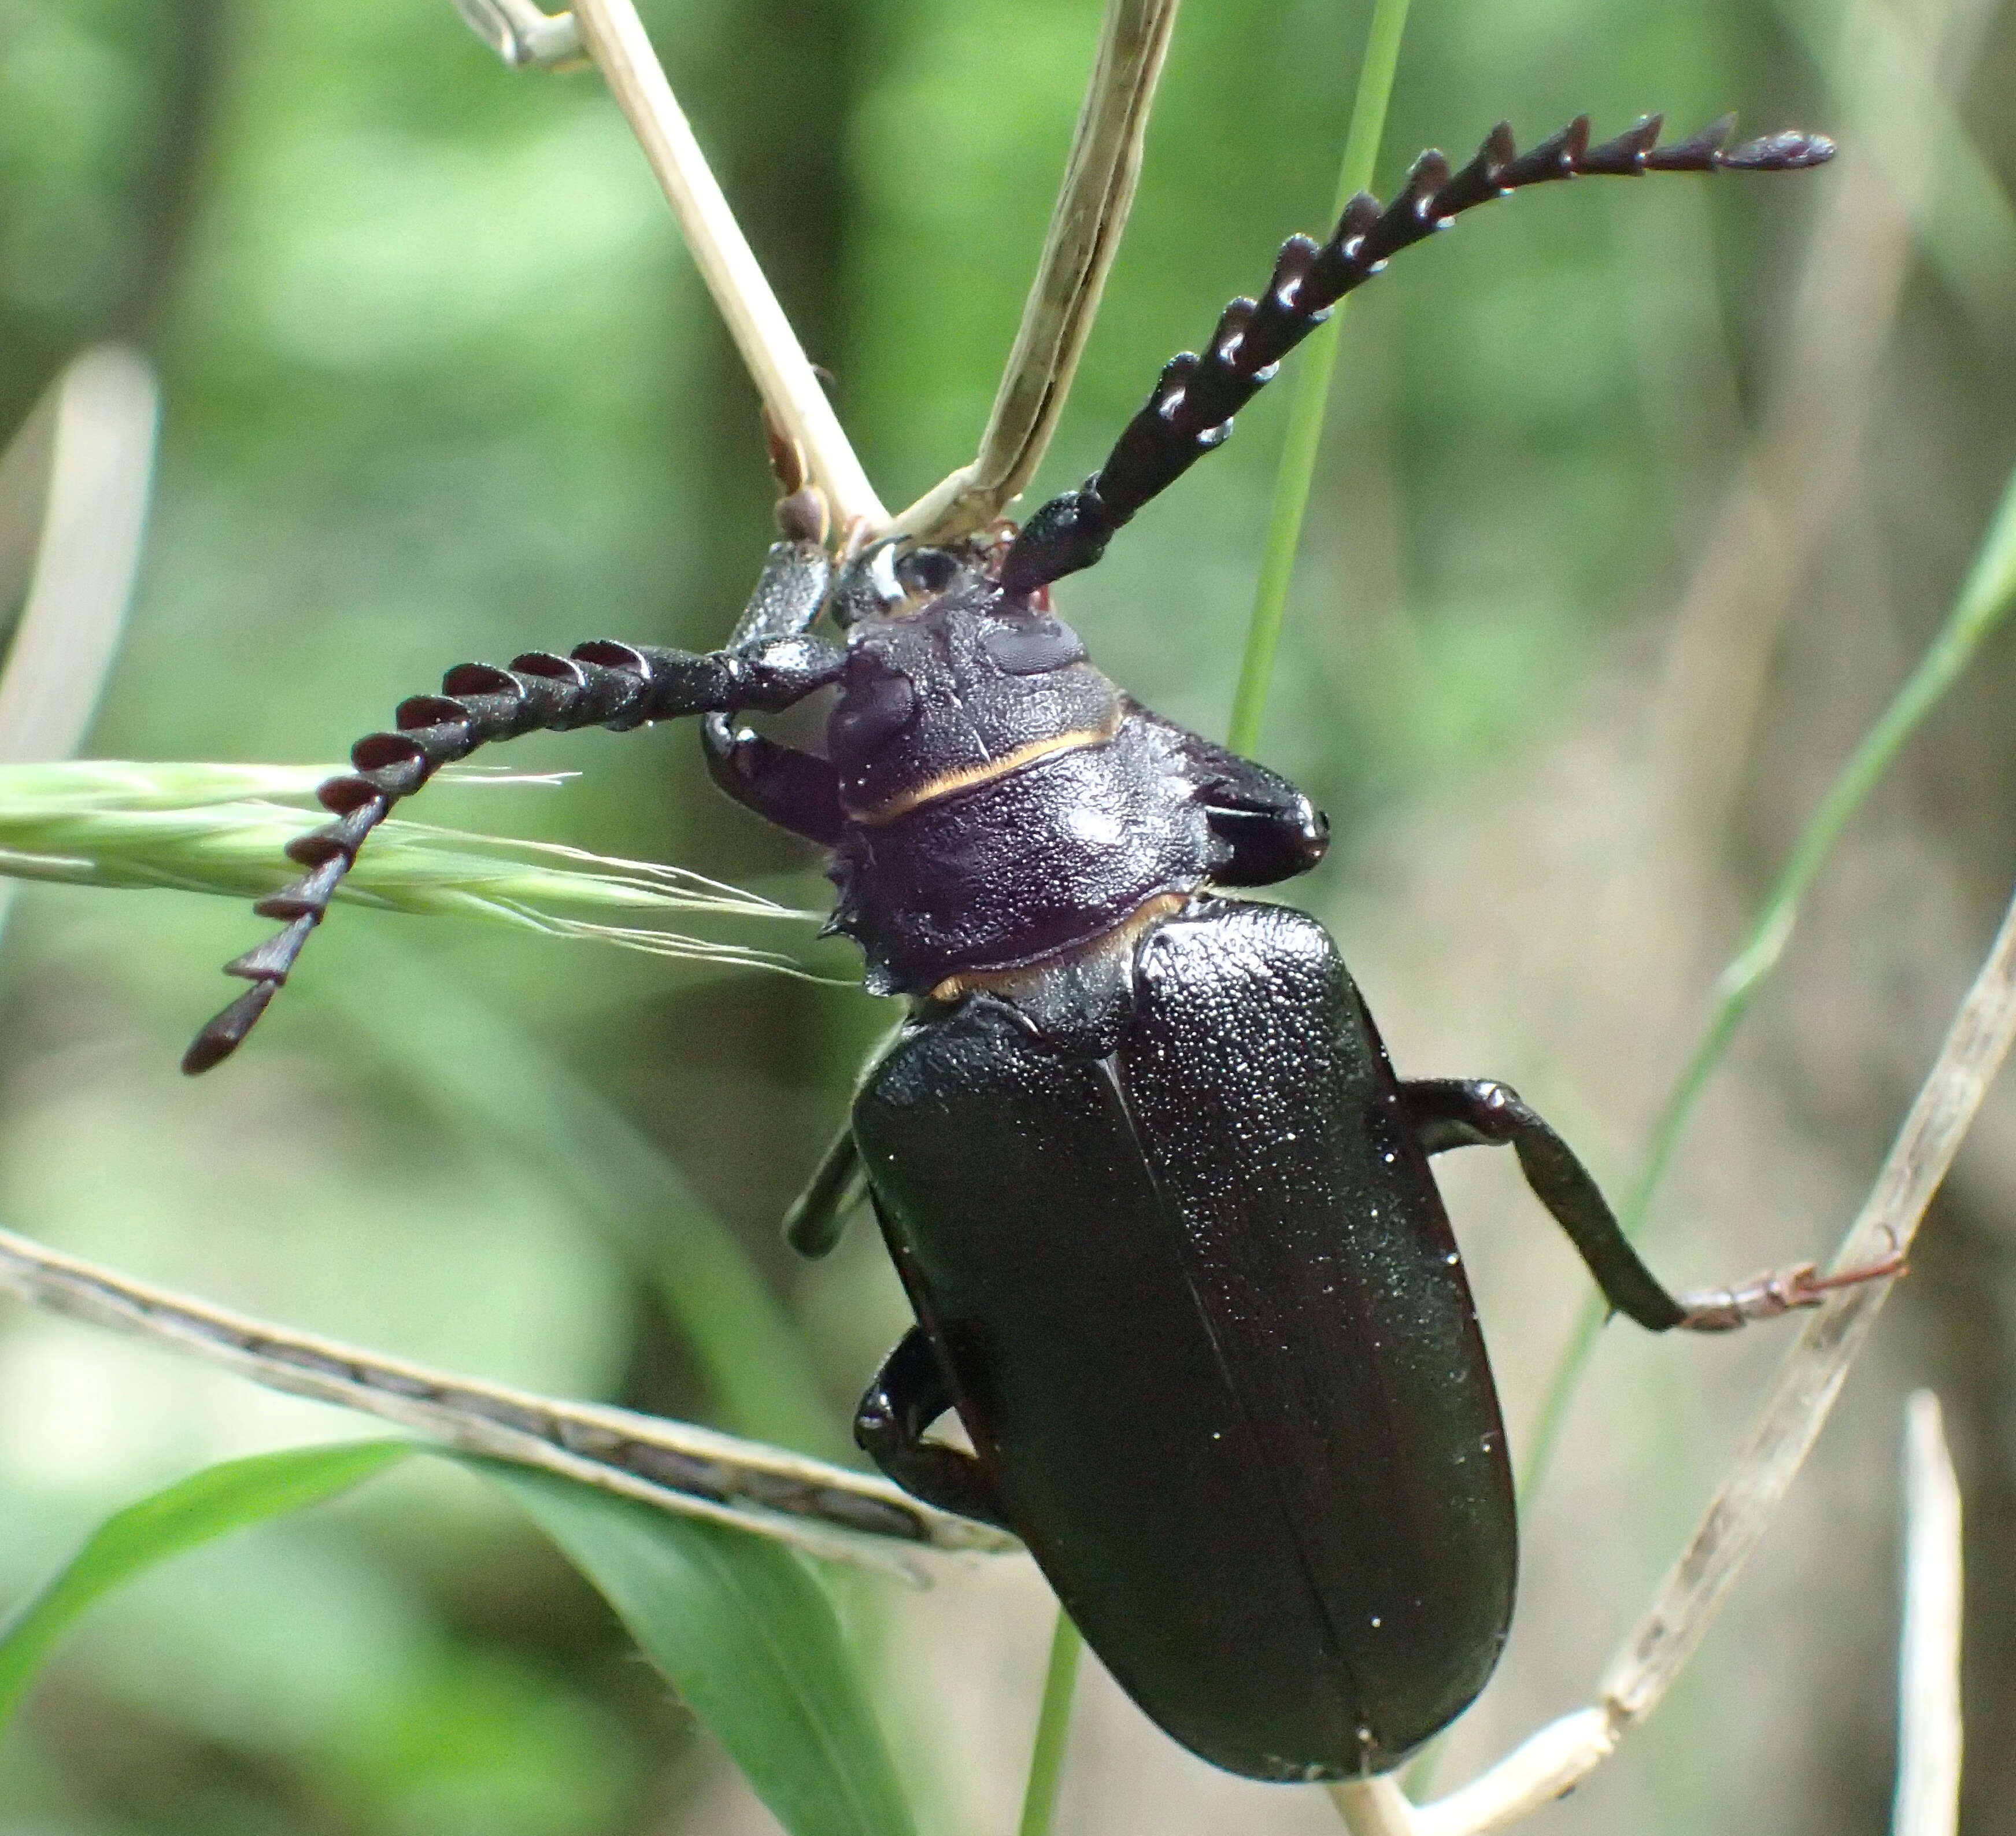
[186,113,1897,1781]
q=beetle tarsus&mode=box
[856,1325,1012,1531]
[1674,1239,1907,1332]
[1001,110,1836,595]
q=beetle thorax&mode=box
[830,596,1125,825]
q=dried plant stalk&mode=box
[1601,892,2013,1719]
[1329,1777,1421,1835]
[0,349,154,764]
[569,0,886,530]
[0,1222,1013,1578]
[1893,1391,1963,1836]
[1378,872,2016,1835]
[894,0,1182,540]
[454,0,1185,545]
[0,348,157,954]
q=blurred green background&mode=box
[1,0,2014,1831]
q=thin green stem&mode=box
[1521,457,2016,1501]
[1225,0,1413,755]
[1016,1609,1083,1836]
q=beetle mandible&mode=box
[185,112,1897,1782]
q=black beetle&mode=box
[187,112,1895,1782]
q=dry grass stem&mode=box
[450,0,585,68]
[1408,1712,1617,1836]
[569,0,886,529]
[1600,874,2016,1722]
[1327,871,2016,1833]
[1894,1390,1963,1836]
[456,0,1182,543]
[0,1221,1015,1577]
[0,376,53,618]
[1328,1777,1419,1835]
[894,0,1182,540]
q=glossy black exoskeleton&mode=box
[187,114,1890,1780]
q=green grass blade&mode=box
[1016,1608,1082,1836]
[1522,456,2016,1499]
[331,945,845,1460]
[1225,0,1414,755]
[483,1463,915,1836]
[0,1439,413,1733]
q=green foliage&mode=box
[330,946,848,1457]
[484,1464,915,1836]
[0,1443,911,1836]
[328,1640,639,1836]
[1015,1612,1082,1836]
[0,1440,415,1733]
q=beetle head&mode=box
[829,538,1001,629]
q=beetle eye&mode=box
[982,618,1089,676]
[894,549,959,597]
[830,668,919,756]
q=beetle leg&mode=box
[855,1327,1012,1530]
[1001,113,1834,596]
[1659,1233,1907,1331]
[724,532,834,648]
[1398,1078,1688,1329]
[1399,1078,1904,1332]
[781,1119,867,1258]
[725,438,834,648]
[702,714,846,844]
